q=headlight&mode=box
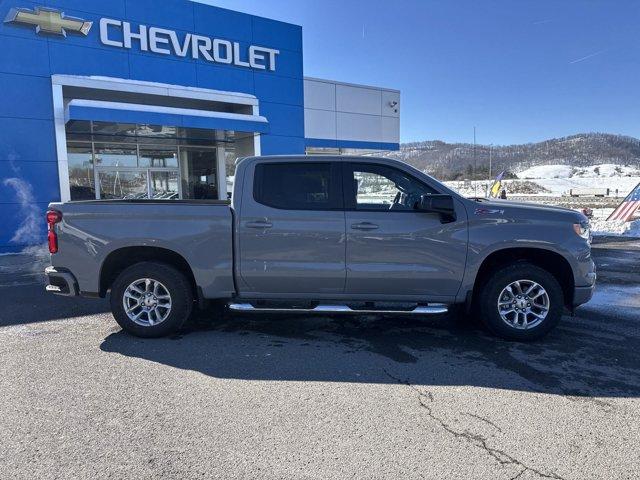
[573,221,591,242]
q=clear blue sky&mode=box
[196,0,639,145]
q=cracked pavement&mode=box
[383,369,567,480]
[0,236,638,479]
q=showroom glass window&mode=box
[64,121,250,201]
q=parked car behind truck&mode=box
[45,155,596,341]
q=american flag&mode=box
[607,182,640,222]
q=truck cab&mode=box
[234,156,468,302]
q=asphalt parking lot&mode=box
[1,237,639,479]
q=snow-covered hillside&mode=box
[517,165,574,179]
[518,163,640,179]
[513,163,640,196]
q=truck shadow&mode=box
[0,284,110,327]
[100,308,640,399]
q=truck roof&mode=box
[235,154,390,165]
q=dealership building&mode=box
[0,0,400,253]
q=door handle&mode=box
[245,221,273,229]
[351,222,379,231]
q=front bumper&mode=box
[45,266,79,297]
[573,271,596,307]
[573,284,595,307]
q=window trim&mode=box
[342,162,438,212]
[252,161,344,211]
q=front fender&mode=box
[455,214,587,303]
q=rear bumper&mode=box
[45,266,79,297]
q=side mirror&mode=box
[418,194,456,222]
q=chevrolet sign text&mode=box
[100,18,280,71]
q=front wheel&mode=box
[110,262,194,338]
[478,263,564,341]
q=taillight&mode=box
[46,210,62,254]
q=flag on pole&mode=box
[607,182,640,222]
[489,171,505,198]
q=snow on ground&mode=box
[518,163,640,180]
[580,282,640,319]
[445,179,553,197]
[529,176,639,197]
[445,179,557,197]
[446,174,640,198]
[591,217,640,237]
[518,164,574,179]
[582,283,640,311]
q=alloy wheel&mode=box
[497,279,550,330]
[122,278,172,327]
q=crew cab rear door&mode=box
[343,161,468,301]
[237,160,346,295]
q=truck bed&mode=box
[49,201,235,299]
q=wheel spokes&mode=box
[129,285,145,296]
[124,292,140,301]
[123,278,172,327]
[512,281,524,295]
[497,279,550,330]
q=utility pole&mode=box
[473,126,477,196]
[489,143,493,179]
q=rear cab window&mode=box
[253,162,343,210]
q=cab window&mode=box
[253,162,342,210]
[345,163,437,211]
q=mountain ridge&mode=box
[383,133,640,180]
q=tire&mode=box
[477,263,564,341]
[110,262,194,338]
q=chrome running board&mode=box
[228,303,449,315]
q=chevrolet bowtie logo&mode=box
[4,7,92,36]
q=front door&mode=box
[237,161,346,296]
[343,162,467,300]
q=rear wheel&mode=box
[478,263,564,341]
[110,262,194,338]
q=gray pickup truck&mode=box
[45,155,596,340]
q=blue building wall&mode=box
[0,0,304,253]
